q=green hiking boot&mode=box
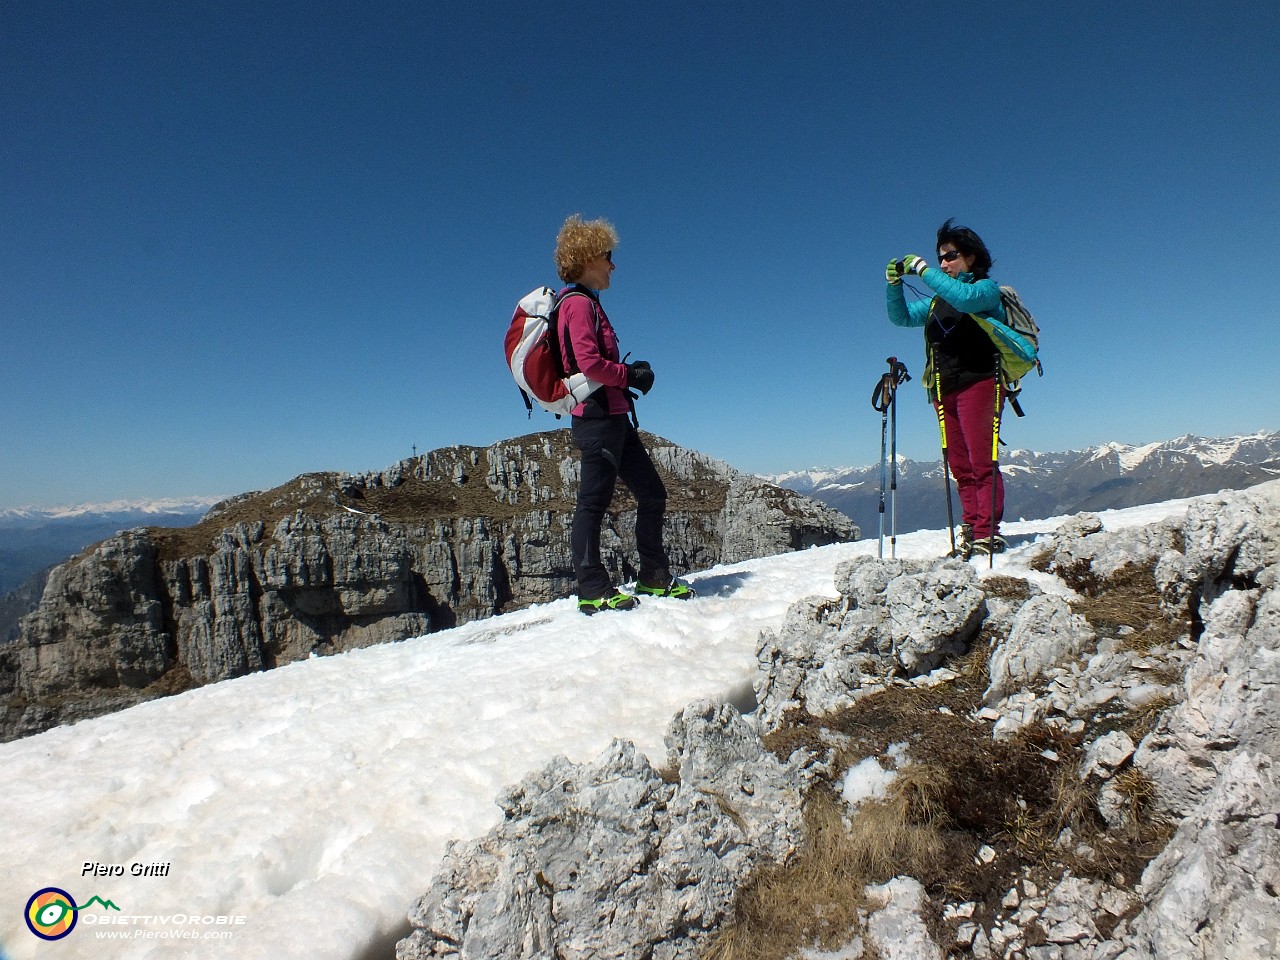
[635,575,696,600]
[578,592,640,615]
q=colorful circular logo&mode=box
[25,887,78,940]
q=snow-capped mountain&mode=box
[765,431,1280,540]
[0,497,222,598]
[0,496,224,529]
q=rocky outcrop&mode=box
[1,432,855,742]
[396,700,809,960]
[393,479,1280,960]
[752,556,987,729]
[0,567,49,644]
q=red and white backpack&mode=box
[503,287,602,417]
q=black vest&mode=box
[927,297,999,396]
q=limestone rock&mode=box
[1156,478,1280,618]
[985,595,1097,704]
[864,877,944,960]
[396,699,804,960]
[1136,485,1280,817]
[9,531,172,735]
[719,475,857,563]
[753,556,984,732]
[1118,752,1280,960]
[1046,515,1183,592]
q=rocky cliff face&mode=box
[0,432,855,742]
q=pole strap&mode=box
[871,357,911,412]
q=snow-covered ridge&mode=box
[767,431,1279,488]
[0,496,225,524]
[1085,431,1276,471]
[766,467,849,488]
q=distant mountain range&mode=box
[0,497,221,598]
[764,431,1280,543]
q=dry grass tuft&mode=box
[1122,693,1178,744]
[1071,767,1176,885]
[654,761,680,785]
[1109,768,1166,820]
[712,643,1181,953]
[1055,558,1102,594]
[1028,550,1055,574]
[1013,759,1104,863]
[762,720,833,766]
[952,638,995,688]
[706,790,870,960]
[982,575,1035,601]
[707,779,953,960]
[1070,562,1190,655]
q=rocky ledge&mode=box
[0,432,855,743]
[395,479,1279,960]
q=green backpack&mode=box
[975,286,1041,385]
[925,286,1042,415]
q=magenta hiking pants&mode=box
[937,376,1004,540]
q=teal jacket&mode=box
[887,268,1008,396]
[886,268,1005,328]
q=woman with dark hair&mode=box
[885,219,1009,557]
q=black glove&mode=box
[626,360,654,395]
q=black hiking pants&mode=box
[570,414,669,599]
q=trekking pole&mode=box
[989,353,1003,570]
[931,347,957,557]
[872,369,892,559]
[886,357,910,558]
[871,357,911,558]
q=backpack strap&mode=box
[552,285,626,422]
[552,285,602,376]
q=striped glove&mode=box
[885,259,903,285]
[900,254,927,277]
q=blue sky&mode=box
[2,1,1277,509]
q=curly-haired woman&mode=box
[553,214,694,613]
[886,219,1008,557]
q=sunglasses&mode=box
[938,251,962,263]
[603,250,613,264]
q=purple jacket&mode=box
[557,287,630,416]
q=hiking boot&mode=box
[946,524,974,559]
[970,535,1008,556]
[577,592,640,615]
[635,575,696,600]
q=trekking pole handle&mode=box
[886,356,911,385]
[871,374,893,412]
